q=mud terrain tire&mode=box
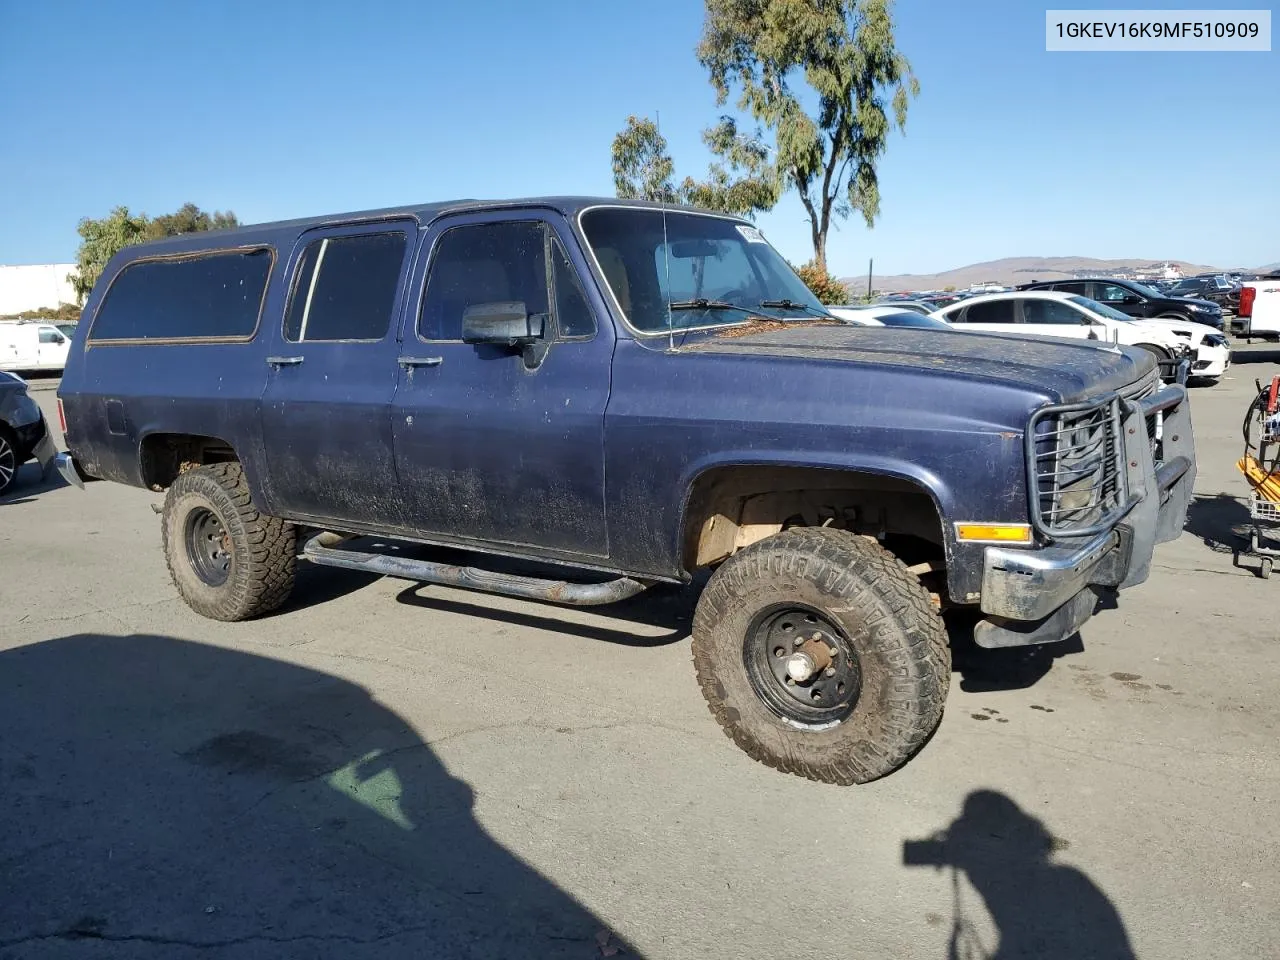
[692,527,950,784]
[162,462,295,621]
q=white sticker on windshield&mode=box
[736,225,766,243]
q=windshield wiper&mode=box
[668,299,748,311]
[759,299,831,316]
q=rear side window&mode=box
[90,249,272,342]
[960,300,1016,324]
[285,232,408,342]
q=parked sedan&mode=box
[1169,276,1240,313]
[1016,278,1224,330]
[931,291,1230,383]
[0,370,56,495]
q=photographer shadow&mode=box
[0,633,632,958]
[905,790,1134,960]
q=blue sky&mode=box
[1,0,1276,277]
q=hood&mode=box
[1125,317,1205,341]
[1171,296,1220,312]
[686,324,1154,403]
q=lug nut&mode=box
[824,667,836,677]
[828,645,838,657]
[794,637,804,647]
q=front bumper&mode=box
[1191,343,1230,378]
[975,383,1196,648]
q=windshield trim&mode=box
[576,202,794,340]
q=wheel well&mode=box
[1132,342,1171,359]
[139,433,239,490]
[681,465,945,573]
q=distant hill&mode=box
[848,256,1272,294]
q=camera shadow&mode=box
[0,633,634,958]
[904,790,1134,960]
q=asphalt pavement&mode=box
[2,356,1278,959]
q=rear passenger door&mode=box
[259,220,417,526]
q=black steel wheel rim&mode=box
[186,507,232,587]
[0,435,14,489]
[744,604,861,729]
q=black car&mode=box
[1169,276,1240,312]
[1016,278,1224,330]
[0,370,56,495]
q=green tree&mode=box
[69,203,240,304]
[792,260,850,304]
[70,206,151,304]
[145,202,239,240]
[697,0,918,272]
[611,114,779,217]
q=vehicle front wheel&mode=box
[161,462,296,621]
[691,528,950,784]
[0,426,19,496]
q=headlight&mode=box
[1186,303,1203,311]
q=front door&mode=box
[260,220,417,526]
[391,213,612,557]
[1018,298,1096,341]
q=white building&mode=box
[0,263,79,316]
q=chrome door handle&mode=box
[266,356,304,367]
[399,356,443,368]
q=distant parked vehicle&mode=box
[0,369,56,495]
[828,305,953,329]
[0,320,72,373]
[1170,276,1240,313]
[1017,278,1223,330]
[931,290,1229,383]
[1239,272,1280,340]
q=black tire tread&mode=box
[162,462,295,621]
[692,527,950,785]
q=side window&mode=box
[90,249,272,342]
[963,300,1016,324]
[1022,299,1084,325]
[551,238,596,339]
[38,326,63,343]
[1096,283,1132,303]
[1052,281,1088,295]
[420,222,548,341]
[284,232,407,342]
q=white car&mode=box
[0,320,73,373]
[930,291,1230,383]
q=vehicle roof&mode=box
[126,197,749,253]
[937,289,1081,308]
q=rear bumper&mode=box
[53,451,86,489]
[975,383,1195,648]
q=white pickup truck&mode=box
[1240,273,1280,341]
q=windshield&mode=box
[1126,280,1165,300]
[1068,295,1131,322]
[580,208,826,333]
[875,311,952,329]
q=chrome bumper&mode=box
[976,382,1196,648]
[53,451,85,490]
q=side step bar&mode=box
[301,531,652,607]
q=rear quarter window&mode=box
[90,248,273,342]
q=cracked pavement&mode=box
[2,359,1278,959]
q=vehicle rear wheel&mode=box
[0,426,19,496]
[162,462,296,621]
[691,527,950,784]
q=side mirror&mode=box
[461,302,544,346]
[1122,295,1142,305]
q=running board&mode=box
[301,531,652,607]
